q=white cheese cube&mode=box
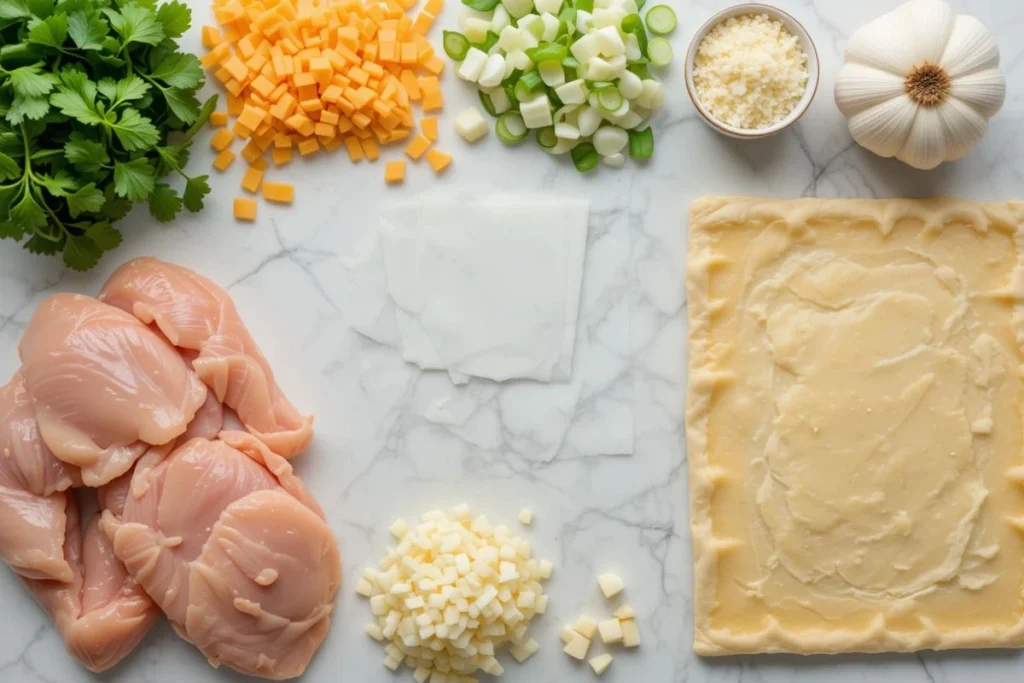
[365,623,385,641]
[478,53,506,87]
[560,625,577,644]
[461,16,492,43]
[598,572,625,599]
[534,594,549,613]
[390,519,410,539]
[501,0,533,19]
[538,61,565,87]
[540,12,560,41]
[538,560,553,580]
[458,48,489,82]
[414,668,431,683]
[554,79,588,105]
[370,595,388,615]
[517,508,534,525]
[570,33,600,62]
[621,618,641,647]
[519,94,553,129]
[614,603,636,620]
[383,655,401,671]
[598,618,624,644]
[510,637,540,662]
[563,632,591,660]
[516,590,536,609]
[573,616,598,639]
[589,653,613,675]
[356,578,374,597]
[534,0,561,13]
[454,107,489,143]
[491,4,511,32]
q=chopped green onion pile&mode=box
[450,0,676,171]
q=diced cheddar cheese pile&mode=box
[202,0,450,220]
[357,505,553,682]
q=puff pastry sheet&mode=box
[686,197,1024,655]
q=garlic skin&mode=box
[835,0,1005,170]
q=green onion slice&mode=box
[473,30,500,52]
[536,126,558,148]
[621,13,648,59]
[596,88,623,112]
[496,112,529,144]
[526,43,569,64]
[461,0,501,11]
[627,61,650,79]
[575,0,593,11]
[443,31,471,60]
[628,126,654,160]
[645,5,677,34]
[479,90,498,116]
[513,69,544,101]
[648,36,673,67]
[571,142,599,172]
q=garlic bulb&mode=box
[834,0,1005,170]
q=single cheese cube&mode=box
[573,616,598,639]
[405,134,431,160]
[426,149,451,174]
[510,637,539,662]
[614,603,635,620]
[271,146,293,166]
[240,167,264,193]
[420,116,438,141]
[209,128,235,151]
[518,508,533,525]
[365,623,384,641]
[454,107,487,143]
[213,149,236,171]
[597,618,623,644]
[201,25,223,48]
[413,668,430,683]
[355,578,374,597]
[621,618,640,648]
[563,632,591,660]
[390,519,410,539]
[262,182,294,204]
[232,197,256,222]
[534,594,549,613]
[209,111,229,127]
[598,573,624,599]
[560,625,577,644]
[589,653,613,676]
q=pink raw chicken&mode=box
[21,488,160,672]
[19,294,208,486]
[100,258,313,458]
[0,371,80,581]
[102,433,339,679]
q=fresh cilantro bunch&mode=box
[0,0,216,270]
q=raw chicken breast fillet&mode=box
[100,258,313,458]
[103,433,339,679]
[0,371,79,581]
[21,488,160,672]
[19,293,208,486]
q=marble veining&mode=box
[2,0,1024,681]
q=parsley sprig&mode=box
[0,0,215,270]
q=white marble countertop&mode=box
[2,0,1024,681]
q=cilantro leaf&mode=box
[0,151,19,180]
[65,182,104,216]
[9,64,57,98]
[9,191,47,230]
[0,0,31,19]
[0,186,24,238]
[97,75,149,105]
[148,182,181,221]
[6,95,50,124]
[183,174,209,212]
[161,86,199,124]
[49,70,103,123]
[147,52,202,89]
[99,184,132,220]
[23,234,62,255]
[104,4,163,46]
[26,13,68,47]
[85,221,121,249]
[64,132,108,172]
[111,107,159,150]
[62,232,102,271]
[35,170,77,196]
[113,157,154,200]
[155,0,188,37]
[67,10,107,49]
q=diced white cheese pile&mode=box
[692,13,808,129]
[358,506,553,681]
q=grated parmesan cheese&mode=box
[692,13,809,130]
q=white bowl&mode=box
[684,3,820,138]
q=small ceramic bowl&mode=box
[684,3,820,138]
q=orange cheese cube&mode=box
[420,116,437,141]
[412,11,434,35]
[227,94,244,116]
[426,148,451,174]
[223,55,249,82]
[262,182,295,203]
[241,167,264,193]
[421,90,443,112]
[209,111,229,127]
[298,138,320,155]
[320,109,340,125]
[250,157,269,171]
[241,140,263,163]
[213,149,237,171]
[400,70,421,100]
[202,25,224,48]
[423,54,445,74]
[400,42,417,64]
[272,146,293,165]
[237,104,267,131]
[344,136,364,161]
[314,122,336,138]
[210,128,236,151]
[360,137,379,160]
[233,121,253,139]
[404,134,430,160]
[285,113,316,136]
[234,197,257,221]
[250,74,276,98]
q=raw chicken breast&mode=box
[0,371,79,581]
[100,258,313,458]
[19,293,208,486]
[103,434,339,679]
[21,491,160,672]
